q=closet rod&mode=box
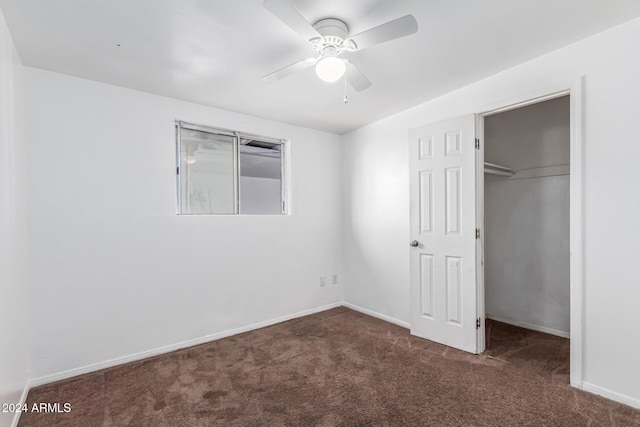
[484,161,514,177]
[484,162,513,172]
[484,168,514,177]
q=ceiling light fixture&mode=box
[315,47,346,83]
[262,2,419,93]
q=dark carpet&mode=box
[19,307,640,426]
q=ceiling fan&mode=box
[262,0,419,91]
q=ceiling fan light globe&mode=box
[315,57,346,83]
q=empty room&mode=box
[2,1,640,426]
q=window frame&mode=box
[175,120,288,215]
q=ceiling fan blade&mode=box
[262,57,318,82]
[346,61,372,91]
[349,15,418,51]
[263,0,319,41]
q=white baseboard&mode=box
[486,314,569,338]
[30,302,342,388]
[582,382,640,410]
[10,382,30,427]
[342,302,410,329]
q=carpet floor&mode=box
[19,307,640,426]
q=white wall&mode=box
[342,16,640,404]
[484,97,570,335]
[25,68,343,380]
[485,177,570,334]
[484,96,570,171]
[0,8,28,427]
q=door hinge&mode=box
[476,228,480,239]
[476,318,481,329]
[176,166,180,175]
[475,138,480,149]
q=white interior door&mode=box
[409,114,478,353]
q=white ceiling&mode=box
[2,0,640,134]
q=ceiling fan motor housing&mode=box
[310,18,356,56]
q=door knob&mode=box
[410,240,419,247]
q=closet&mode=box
[484,95,570,339]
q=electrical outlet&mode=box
[320,276,326,286]
[331,274,338,285]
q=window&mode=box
[176,122,286,215]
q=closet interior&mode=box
[484,95,571,342]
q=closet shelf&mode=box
[484,163,570,180]
[484,162,514,177]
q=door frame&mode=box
[475,77,585,388]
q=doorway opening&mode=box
[477,88,582,386]
[482,95,570,365]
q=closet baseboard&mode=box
[486,314,569,338]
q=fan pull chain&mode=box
[343,71,348,104]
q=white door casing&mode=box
[409,114,478,353]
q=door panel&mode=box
[419,171,433,234]
[409,114,478,353]
[445,167,461,234]
[419,254,434,318]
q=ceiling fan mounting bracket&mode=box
[313,18,348,39]
[310,18,357,56]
